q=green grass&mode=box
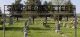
[0,18,80,37]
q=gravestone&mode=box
[55,21,61,33]
[24,17,32,37]
[24,24,28,37]
[24,21,28,37]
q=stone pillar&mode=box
[24,26,28,37]
[24,17,32,37]
[55,21,61,33]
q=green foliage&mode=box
[8,0,23,17]
[23,0,41,18]
[65,0,74,17]
[7,0,23,21]
[0,8,2,16]
[53,0,74,21]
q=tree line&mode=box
[0,0,76,32]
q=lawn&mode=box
[0,18,80,37]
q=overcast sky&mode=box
[0,0,80,14]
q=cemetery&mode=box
[0,0,80,37]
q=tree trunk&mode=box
[45,16,47,25]
[43,16,49,28]
[67,16,68,21]
[9,16,13,25]
[17,17,19,21]
[32,17,34,24]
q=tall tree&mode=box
[42,1,49,27]
[47,1,53,16]
[0,7,2,24]
[7,0,23,21]
[23,0,41,37]
[0,7,1,16]
[63,0,75,27]
[40,1,49,17]
[24,0,41,23]
[24,0,41,16]
[65,0,74,17]
[48,1,52,5]
[51,0,75,32]
[51,0,67,5]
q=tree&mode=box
[39,1,49,17]
[62,0,75,28]
[0,7,2,24]
[23,0,41,37]
[51,0,62,32]
[0,7,2,16]
[7,0,23,21]
[51,0,75,32]
[51,0,67,5]
[24,0,41,24]
[48,1,52,5]
[24,0,41,16]
[47,1,53,17]
[42,1,51,27]
[65,0,74,20]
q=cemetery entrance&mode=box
[0,5,78,37]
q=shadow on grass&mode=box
[0,27,2,30]
[29,27,50,30]
[0,27,23,31]
[0,27,51,31]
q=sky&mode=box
[0,0,80,14]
